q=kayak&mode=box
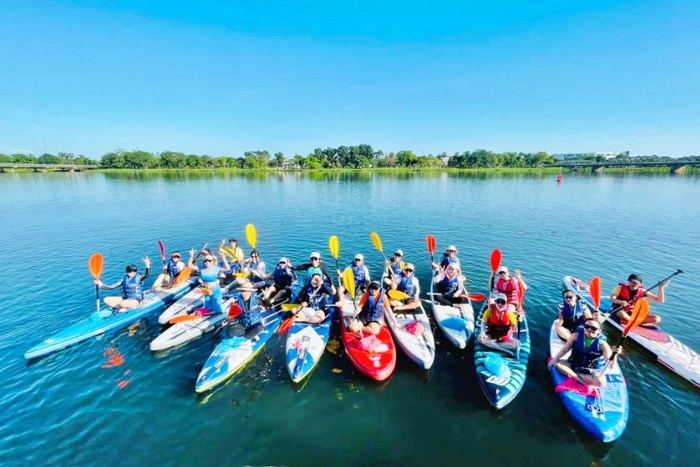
[25,279,196,359]
[195,305,283,393]
[548,319,629,442]
[149,296,235,352]
[157,279,237,325]
[427,272,475,349]
[285,305,337,383]
[564,275,700,389]
[473,297,531,409]
[339,294,396,381]
[386,302,435,369]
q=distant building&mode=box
[436,154,450,165]
[552,151,629,160]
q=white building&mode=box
[552,151,629,160]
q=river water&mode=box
[0,171,698,466]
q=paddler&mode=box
[221,238,245,263]
[478,293,520,356]
[491,266,527,307]
[548,318,621,387]
[337,253,371,293]
[234,249,267,290]
[219,238,245,281]
[95,257,151,312]
[389,263,421,312]
[188,248,231,314]
[610,273,667,329]
[432,263,468,306]
[383,249,404,286]
[348,281,391,335]
[555,290,593,340]
[290,272,334,324]
[224,285,265,340]
[290,251,336,292]
[152,251,186,289]
[261,257,297,307]
[431,245,460,270]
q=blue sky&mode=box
[1,0,698,157]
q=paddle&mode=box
[388,289,409,301]
[426,234,436,265]
[281,303,301,311]
[169,313,208,324]
[89,253,104,314]
[158,240,166,269]
[329,235,340,277]
[246,224,257,250]
[175,267,191,284]
[427,292,486,302]
[490,249,501,284]
[370,231,394,279]
[607,269,683,316]
[342,267,362,338]
[221,246,236,259]
[590,276,601,311]
[600,299,649,373]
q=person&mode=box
[290,251,336,292]
[95,257,151,312]
[610,273,667,328]
[188,248,231,314]
[224,285,265,341]
[261,257,297,306]
[556,290,593,340]
[152,251,186,289]
[389,263,421,312]
[291,272,334,324]
[478,293,520,356]
[349,281,391,335]
[235,250,267,289]
[491,266,527,307]
[337,253,370,293]
[221,238,245,263]
[431,245,460,270]
[432,263,468,306]
[383,250,404,286]
[548,318,621,387]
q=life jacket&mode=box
[360,289,386,323]
[494,277,520,305]
[236,293,262,328]
[167,260,185,278]
[559,301,585,332]
[399,275,418,299]
[303,283,325,310]
[486,303,513,340]
[121,274,144,300]
[437,274,459,298]
[273,266,293,288]
[615,283,645,312]
[389,261,402,277]
[351,264,367,288]
[248,260,266,282]
[570,326,606,370]
[439,254,460,269]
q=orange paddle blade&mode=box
[175,267,192,284]
[466,293,486,301]
[169,315,199,324]
[623,298,649,336]
[228,303,243,319]
[89,253,104,280]
[589,276,601,310]
[490,249,501,274]
[278,316,295,334]
[426,235,436,256]
[201,287,213,296]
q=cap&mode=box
[310,251,321,259]
[354,253,364,261]
[496,266,509,274]
[311,271,322,277]
[126,264,138,272]
[228,238,238,243]
[446,245,458,252]
[627,273,643,284]
[404,263,415,271]
[369,281,381,290]
[494,293,507,302]
[278,257,288,264]
[204,255,215,261]
[394,249,403,256]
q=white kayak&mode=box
[385,302,436,369]
[157,280,236,325]
[426,273,475,349]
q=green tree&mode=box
[0,154,11,163]
[160,151,187,168]
[37,153,62,164]
[273,152,285,168]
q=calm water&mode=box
[1,171,699,467]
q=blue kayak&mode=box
[473,298,531,409]
[285,306,336,383]
[195,306,283,393]
[25,279,196,359]
[548,319,629,442]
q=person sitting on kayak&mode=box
[383,249,404,286]
[234,250,267,290]
[556,291,593,340]
[95,257,151,312]
[261,257,297,307]
[610,274,668,329]
[188,248,231,314]
[292,272,334,324]
[478,293,520,356]
[433,263,468,306]
[548,318,621,387]
[291,251,336,292]
[337,253,371,293]
[349,281,391,335]
[221,238,245,263]
[224,285,265,341]
[431,245,460,270]
[389,263,421,312]
[491,266,527,307]
[153,251,186,289]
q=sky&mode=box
[0,0,699,158]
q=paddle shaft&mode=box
[606,269,683,315]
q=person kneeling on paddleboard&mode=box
[350,281,390,336]
[153,251,185,289]
[224,285,265,341]
[556,291,593,340]
[610,274,668,329]
[548,318,621,387]
[478,294,520,356]
[188,249,231,315]
[95,258,151,313]
[433,264,468,306]
[291,272,333,324]
[389,264,421,312]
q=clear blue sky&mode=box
[1,0,698,158]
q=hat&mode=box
[125,264,138,272]
[369,281,381,290]
[494,293,507,302]
[627,273,643,284]
[446,245,458,252]
[404,263,415,271]
[228,238,238,243]
[311,271,322,277]
[496,266,509,275]
[278,257,288,264]
[204,255,215,261]
[310,251,321,259]
[354,253,364,261]
[394,249,403,256]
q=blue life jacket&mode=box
[360,289,386,323]
[437,275,459,298]
[389,261,402,277]
[236,294,262,328]
[273,266,294,288]
[304,283,325,310]
[399,275,418,299]
[121,274,144,300]
[570,326,606,370]
[167,260,184,277]
[439,254,460,269]
[248,260,266,282]
[351,264,367,288]
[559,301,585,332]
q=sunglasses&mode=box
[583,324,600,331]
[203,259,214,263]
[310,257,319,261]
[394,254,402,257]
[405,269,414,273]
[495,299,506,305]
[564,295,575,300]
[354,258,362,262]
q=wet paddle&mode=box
[342,267,362,338]
[158,240,166,266]
[426,234,436,265]
[246,224,257,250]
[370,231,394,279]
[89,253,104,314]
[175,267,191,284]
[590,276,601,311]
[329,235,340,280]
[601,299,649,373]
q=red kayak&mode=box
[339,295,396,381]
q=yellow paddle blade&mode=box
[329,235,340,260]
[246,224,257,249]
[221,246,236,257]
[233,272,249,278]
[343,267,356,300]
[370,231,383,254]
[400,261,406,269]
[281,303,301,311]
[388,289,409,300]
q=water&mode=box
[1,171,699,467]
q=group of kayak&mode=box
[24,226,699,444]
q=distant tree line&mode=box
[2,146,696,170]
